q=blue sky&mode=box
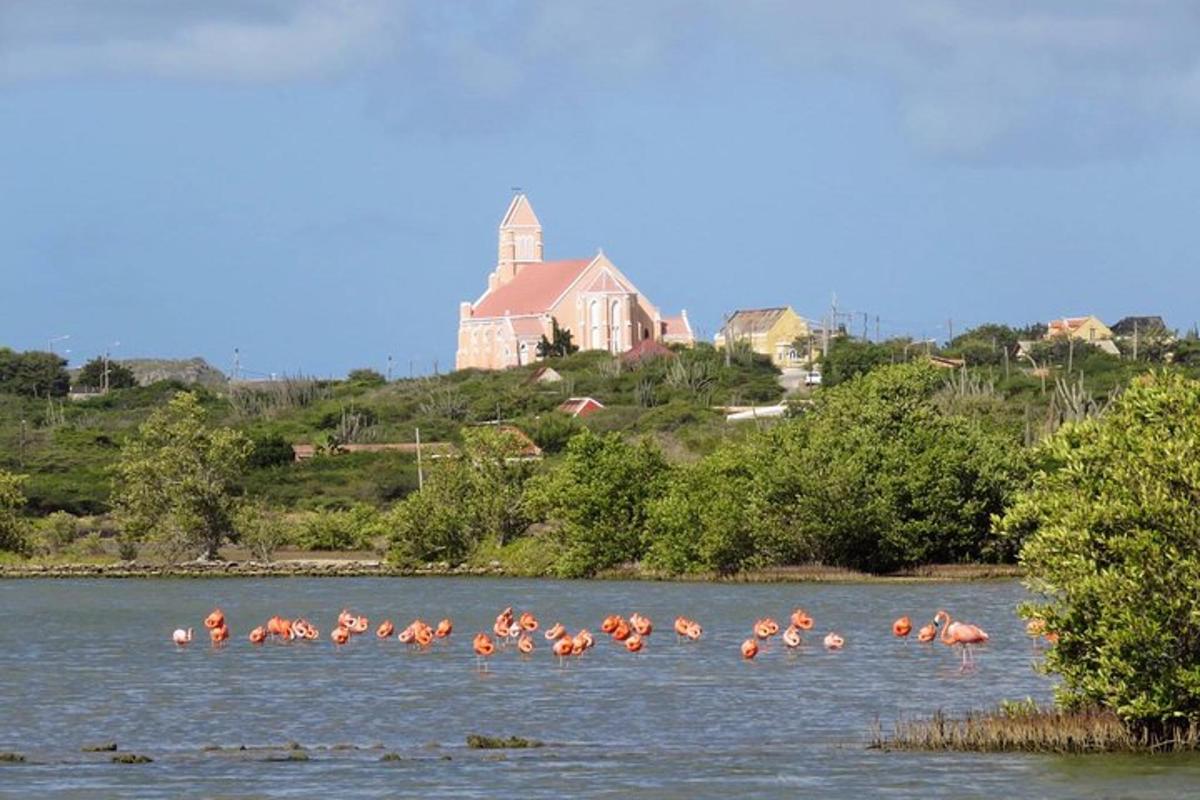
[3,2,1199,377]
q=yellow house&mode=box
[715,307,812,367]
[1044,315,1114,344]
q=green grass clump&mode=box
[0,752,26,763]
[111,753,153,764]
[466,734,543,750]
[81,742,118,752]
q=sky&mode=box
[2,1,1199,378]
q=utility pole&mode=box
[415,427,424,491]
[862,311,869,341]
[723,312,734,368]
[947,318,954,343]
[232,348,241,382]
[433,358,439,376]
[875,315,880,342]
[822,313,830,358]
[1133,320,1139,361]
[387,354,394,382]
[102,350,110,394]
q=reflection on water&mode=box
[2,578,1199,798]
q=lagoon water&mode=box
[2,578,1199,798]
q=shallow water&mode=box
[1,578,1198,798]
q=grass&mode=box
[111,753,153,764]
[465,734,543,750]
[0,752,26,763]
[872,702,1200,754]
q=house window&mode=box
[590,299,602,350]
[516,235,535,260]
[610,300,622,353]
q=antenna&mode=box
[511,186,523,195]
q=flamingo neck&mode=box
[938,612,955,644]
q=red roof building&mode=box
[557,396,606,418]
[456,194,694,370]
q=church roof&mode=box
[662,314,691,339]
[500,193,541,228]
[472,259,592,318]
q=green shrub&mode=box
[1003,372,1200,726]
[236,504,291,562]
[523,430,669,577]
[33,511,78,554]
[0,469,30,555]
[247,434,295,469]
[294,505,382,551]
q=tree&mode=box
[784,363,1026,572]
[1002,373,1200,727]
[0,348,69,397]
[235,503,290,562]
[523,430,668,577]
[347,368,386,386]
[536,317,579,359]
[386,427,537,565]
[0,469,30,554]
[820,338,900,386]
[113,392,252,561]
[76,356,136,391]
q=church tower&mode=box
[494,192,543,286]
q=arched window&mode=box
[590,299,602,350]
[610,300,622,353]
[519,341,529,364]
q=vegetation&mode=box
[524,430,669,577]
[872,701,1200,753]
[0,348,69,397]
[0,470,30,554]
[76,357,137,392]
[113,392,251,561]
[535,317,579,358]
[1003,372,1200,728]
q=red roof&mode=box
[473,259,591,318]
[662,314,691,338]
[557,397,605,418]
[620,338,674,364]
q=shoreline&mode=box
[0,559,1023,582]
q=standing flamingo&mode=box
[171,628,193,646]
[934,610,989,670]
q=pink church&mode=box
[456,194,693,371]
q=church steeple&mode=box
[495,192,543,285]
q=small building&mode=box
[557,396,605,418]
[660,311,694,346]
[1110,316,1169,340]
[620,338,675,366]
[525,366,563,385]
[715,306,813,367]
[1044,315,1114,344]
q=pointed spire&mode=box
[500,193,541,229]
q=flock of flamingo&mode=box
[170,604,1025,670]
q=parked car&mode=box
[803,371,822,386]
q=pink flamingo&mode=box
[934,609,989,670]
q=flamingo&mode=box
[625,634,644,653]
[741,638,759,660]
[552,635,573,664]
[331,626,350,646]
[823,632,844,650]
[892,616,912,639]
[171,628,193,646]
[782,625,802,648]
[790,609,814,631]
[473,633,495,671]
[517,633,535,655]
[544,622,567,641]
[917,621,938,643]
[248,626,267,644]
[376,620,395,639]
[934,610,989,670]
[203,608,225,630]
